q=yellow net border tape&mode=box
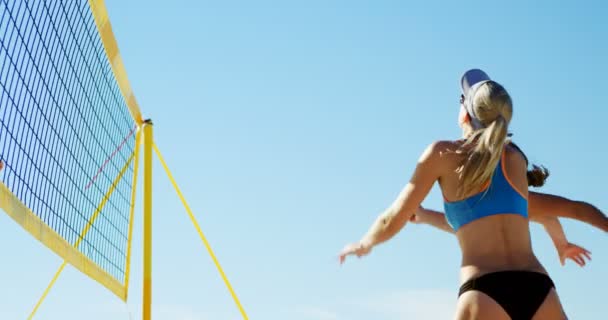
[87,0,143,126]
[0,180,127,300]
[0,150,137,301]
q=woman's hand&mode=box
[339,241,373,264]
[559,243,592,267]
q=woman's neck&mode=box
[461,126,474,140]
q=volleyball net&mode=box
[0,0,141,300]
[0,0,249,319]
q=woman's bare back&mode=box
[436,141,546,280]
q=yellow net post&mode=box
[143,120,154,320]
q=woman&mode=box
[339,69,571,319]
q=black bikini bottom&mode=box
[459,270,556,320]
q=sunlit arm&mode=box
[359,187,416,247]
[358,142,445,248]
[529,191,607,233]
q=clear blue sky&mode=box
[1,0,607,319]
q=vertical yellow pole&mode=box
[143,120,153,320]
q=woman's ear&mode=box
[458,105,471,127]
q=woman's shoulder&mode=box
[424,139,465,156]
[504,143,529,167]
[418,139,465,165]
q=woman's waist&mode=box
[459,256,547,284]
[456,215,535,263]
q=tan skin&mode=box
[528,192,607,233]
[407,159,605,267]
[412,206,593,267]
[339,116,569,319]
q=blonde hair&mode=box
[457,81,513,196]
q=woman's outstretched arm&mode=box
[339,141,446,263]
[528,191,608,233]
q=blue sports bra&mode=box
[443,152,528,231]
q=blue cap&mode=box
[461,69,491,96]
[460,69,492,129]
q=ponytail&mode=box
[457,115,509,196]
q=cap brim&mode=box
[461,69,491,96]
